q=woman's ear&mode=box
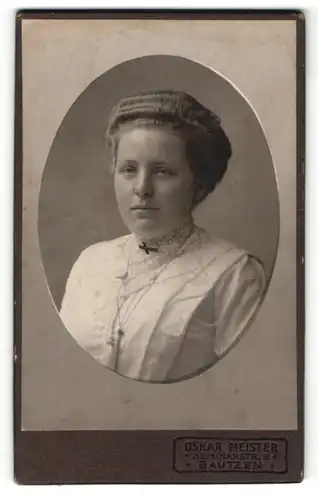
[193,180,207,205]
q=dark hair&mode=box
[105,90,232,204]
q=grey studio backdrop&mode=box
[22,49,297,431]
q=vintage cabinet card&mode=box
[14,10,305,484]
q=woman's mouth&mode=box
[131,206,158,211]
[131,206,159,218]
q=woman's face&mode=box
[113,124,195,240]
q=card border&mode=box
[13,9,305,484]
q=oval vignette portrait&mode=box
[38,55,279,384]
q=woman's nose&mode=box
[134,172,154,198]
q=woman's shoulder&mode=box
[68,235,129,277]
[195,227,252,261]
[194,227,265,280]
[80,235,129,257]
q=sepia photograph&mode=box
[40,59,278,384]
[59,88,267,382]
[15,11,304,484]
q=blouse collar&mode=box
[131,220,195,258]
[116,221,199,280]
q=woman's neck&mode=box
[135,219,195,255]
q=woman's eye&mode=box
[119,164,137,174]
[154,166,174,176]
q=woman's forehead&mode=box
[116,125,187,159]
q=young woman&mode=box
[60,90,265,382]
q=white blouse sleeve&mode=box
[59,249,88,337]
[166,252,266,381]
[213,254,266,357]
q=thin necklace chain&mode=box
[107,223,195,371]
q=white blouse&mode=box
[59,227,266,382]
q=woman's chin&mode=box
[128,220,171,241]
